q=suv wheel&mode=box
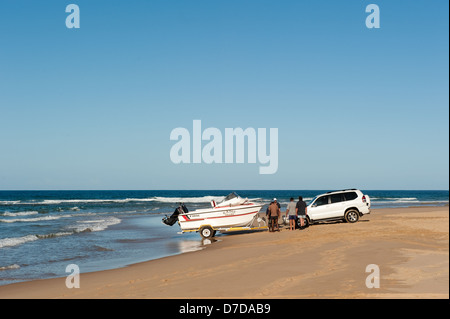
[296,216,310,229]
[344,209,359,223]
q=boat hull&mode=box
[178,204,263,231]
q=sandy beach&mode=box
[0,205,448,299]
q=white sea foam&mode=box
[69,217,121,233]
[0,264,20,271]
[0,217,120,249]
[39,198,157,204]
[373,199,448,205]
[2,211,39,217]
[0,231,75,249]
[36,232,73,239]
[0,214,72,223]
[2,196,443,211]
[371,197,419,201]
[0,200,21,205]
[0,235,39,248]
[370,197,422,204]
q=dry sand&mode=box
[0,206,448,299]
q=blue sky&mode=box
[0,0,448,190]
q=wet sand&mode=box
[0,206,448,299]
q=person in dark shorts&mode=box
[296,196,307,228]
[268,199,281,232]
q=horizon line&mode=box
[0,189,448,192]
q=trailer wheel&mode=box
[199,226,214,239]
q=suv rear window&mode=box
[343,192,358,201]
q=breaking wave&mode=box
[0,264,20,271]
[0,235,40,248]
[0,217,121,249]
[0,214,72,223]
[1,211,39,217]
[68,217,121,233]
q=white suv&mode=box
[304,189,371,225]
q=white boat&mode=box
[162,192,266,238]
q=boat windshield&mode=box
[223,192,239,202]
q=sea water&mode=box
[0,190,448,286]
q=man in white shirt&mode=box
[286,197,297,231]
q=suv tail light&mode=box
[362,195,367,203]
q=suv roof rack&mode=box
[325,189,357,194]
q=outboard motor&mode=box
[162,203,188,226]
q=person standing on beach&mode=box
[265,200,274,220]
[286,197,297,231]
[268,199,281,232]
[296,196,307,228]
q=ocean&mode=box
[0,190,448,286]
